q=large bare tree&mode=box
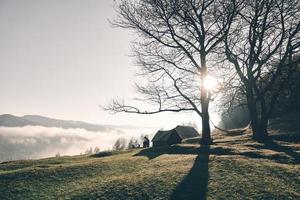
[222,0,300,139]
[106,0,235,144]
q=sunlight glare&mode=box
[203,75,218,91]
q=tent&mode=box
[152,125,200,147]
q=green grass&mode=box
[0,132,299,200]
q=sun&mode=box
[203,75,218,91]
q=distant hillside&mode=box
[0,114,124,132]
[0,114,38,127]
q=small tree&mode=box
[113,138,127,151]
[128,137,139,149]
[85,147,93,155]
[94,146,100,154]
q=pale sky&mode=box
[0,0,218,130]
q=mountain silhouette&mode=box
[0,114,120,132]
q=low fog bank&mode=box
[0,126,155,163]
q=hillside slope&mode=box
[0,132,299,200]
[0,114,38,127]
[0,114,127,132]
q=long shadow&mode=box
[264,140,300,159]
[135,145,211,200]
[245,139,300,164]
[135,145,230,160]
[134,146,168,159]
[170,145,210,200]
[136,138,299,165]
[215,136,300,164]
[134,141,299,198]
[270,133,300,143]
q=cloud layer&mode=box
[0,126,155,162]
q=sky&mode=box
[0,0,219,130]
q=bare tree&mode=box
[113,137,127,151]
[222,0,300,139]
[94,146,100,154]
[106,0,235,144]
[85,147,93,155]
[128,137,139,148]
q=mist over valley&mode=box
[0,114,154,162]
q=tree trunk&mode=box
[200,55,212,145]
[247,91,268,140]
[258,98,269,139]
[201,97,212,145]
[251,122,268,140]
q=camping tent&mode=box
[152,126,200,147]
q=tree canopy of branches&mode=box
[106,0,235,144]
[222,0,300,139]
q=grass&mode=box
[0,130,299,199]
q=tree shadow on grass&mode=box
[135,145,228,160]
[270,133,300,143]
[244,139,300,164]
[134,141,299,199]
[136,137,299,164]
[264,139,300,159]
[135,145,211,200]
[214,137,300,164]
[170,145,210,200]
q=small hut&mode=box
[152,125,200,147]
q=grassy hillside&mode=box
[0,131,299,200]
